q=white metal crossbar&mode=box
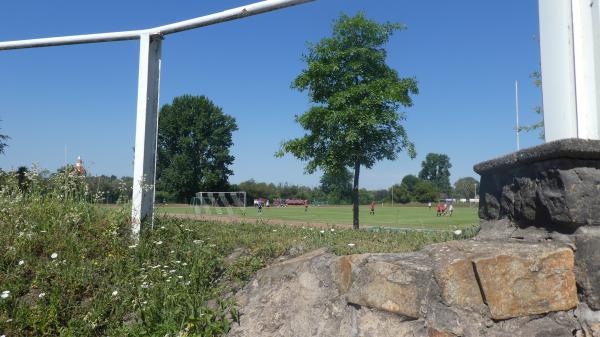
[0,0,315,240]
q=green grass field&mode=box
[156,205,479,230]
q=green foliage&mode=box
[320,168,353,204]
[157,95,238,203]
[389,174,439,204]
[232,180,318,205]
[0,171,475,336]
[413,180,438,203]
[418,153,452,195]
[518,71,544,140]
[0,123,9,155]
[389,184,410,204]
[279,13,418,229]
[453,177,479,199]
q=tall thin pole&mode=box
[515,80,520,151]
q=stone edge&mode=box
[473,138,600,174]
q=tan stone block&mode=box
[473,246,578,319]
[345,252,433,319]
[425,242,485,309]
[591,323,600,337]
[428,328,455,337]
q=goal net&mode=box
[191,191,246,216]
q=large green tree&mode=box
[418,153,452,195]
[156,95,238,202]
[453,177,479,199]
[278,13,418,229]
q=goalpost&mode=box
[0,0,315,240]
[192,191,246,216]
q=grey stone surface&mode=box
[574,229,600,310]
[477,158,600,230]
[475,218,517,241]
[474,138,600,174]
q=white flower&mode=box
[50,252,58,259]
[174,260,181,264]
[330,228,335,232]
[112,290,118,296]
[347,243,356,247]
[453,230,463,236]
[155,241,163,245]
[38,292,46,298]
[1,291,9,299]
[177,275,183,279]
[182,262,188,266]
[170,250,175,254]
[272,229,277,232]
[193,240,203,245]
[319,230,325,234]
[18,260,25,266]
[160,226,165,229]
[169,269,176,273]
[128,244,138,249]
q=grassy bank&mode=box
[0,174,478,336]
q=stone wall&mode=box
[228,139,600,337]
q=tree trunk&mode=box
[352,161,360,230]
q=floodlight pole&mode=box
[0,0,316,240]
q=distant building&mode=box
[74,156,86,176]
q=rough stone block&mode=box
[474,138,600,230]
[426,241,485,309]
[473,244,578,319]
[574,229,600,310]
[345,252,434,319]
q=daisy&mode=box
[18,260,25,266]
[38,293,46,298]
[112,290,118,296]
[453,230,462,236]
[50,252,58,259]
[347,243,356,247]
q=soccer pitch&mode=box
[157,205,479,230]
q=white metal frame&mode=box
[195,191,247,216]
[0,0,315,239]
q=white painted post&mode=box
[539,0,600,141]
[132,33,162,239]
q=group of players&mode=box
[256,200,454,216]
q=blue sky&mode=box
[0,0,542,189]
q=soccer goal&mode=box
[191,191,246,216]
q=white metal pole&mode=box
[515,80,520,151]
[539,0,600,141]
[131,33,162,239]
